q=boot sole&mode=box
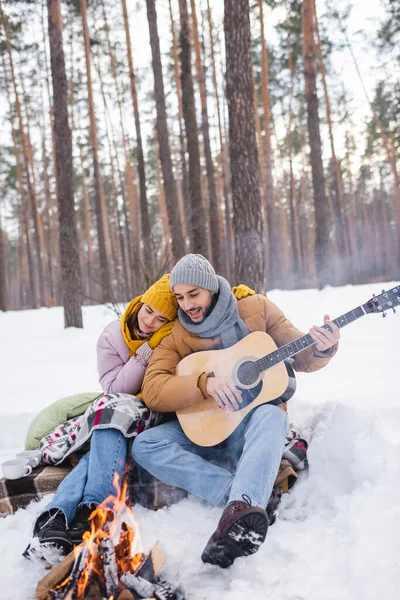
[23,535,73,563]
[201,509,268,568]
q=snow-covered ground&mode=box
[1,282,399,600]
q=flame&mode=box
[56,471,145,599]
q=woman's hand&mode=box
[232,284,255,300]
[148,321,175,349]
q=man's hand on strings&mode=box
[206,376,242,411]
[309,314,340,353]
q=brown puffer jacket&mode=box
[141,294,337,413]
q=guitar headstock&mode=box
[362,285,400,316]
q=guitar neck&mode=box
[256,304,366,372]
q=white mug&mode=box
[16,450,42,468]
[1,459,32,480]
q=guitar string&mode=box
[216,310,360,385]
[207,296,400,389]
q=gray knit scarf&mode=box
[178,275,249,348]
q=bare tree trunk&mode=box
[121,0,152,279]
[313,0,352,285]
[344,131,361,280]
[224,0,265,290]
[190,0,221,269]
[146,0,185,262]
[207,0,233,279]
[79,144,94,298]
[302,0,330,289]
[178,0,208,257]
[41,131,56,306]
[47,0,82,327]
[155,136,173,269]
[80,0,112,301]
[258,0,280,286]
[168,0,190,237]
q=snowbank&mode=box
[0,283,399,599]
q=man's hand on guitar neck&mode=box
[309,314,340,354]
[206,375,243,411]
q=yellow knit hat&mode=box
[141,274,178,321]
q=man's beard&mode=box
[186,294,217,323]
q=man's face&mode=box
[173,284,214,323]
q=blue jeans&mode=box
[45,429,127,525]
[131,404,288,508]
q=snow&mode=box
[1,282,399,600]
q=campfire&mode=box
[36,475,184,600]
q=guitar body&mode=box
[176,331,289,447]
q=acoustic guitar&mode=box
[176,286,400,447]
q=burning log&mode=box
[49,547,90,600]
[36,472,181,600]
[121,573,156,597]
[37,545,84,600]
[99,538,119,598]
[121,574,185,600]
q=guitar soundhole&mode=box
[236,360,259,386]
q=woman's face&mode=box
[137,304,169,335]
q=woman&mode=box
[25,275,179,562]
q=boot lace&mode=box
[228,494,252,515]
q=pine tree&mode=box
[47,0,83,327]
[302,0,330,288]
[146,0,185,262]
[224,0,265,289]
[179,0,208,257]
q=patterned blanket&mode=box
[0,465,72,517]
[0,457,299,518]
[40,393,164,465]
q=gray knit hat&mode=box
[169,254,219,293]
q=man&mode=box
[132,254,340,568]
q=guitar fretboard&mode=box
[255,305,365,373]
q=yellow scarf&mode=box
[120,295,149,358]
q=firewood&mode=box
[55,547,90,599]
[117,590,136,600]
[121,573,156,597]
[133,541,166,583]
[99,538,119,598]
[36,547,78,600]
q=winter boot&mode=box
[68,503,98,544]
[23,509,72,563]
[201,496,268,568]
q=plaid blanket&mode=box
[40,393,164,465]
[0,465,72,517]
[0,461,187,517]
[0,458,298,518]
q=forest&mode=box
[0,0,399,327]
